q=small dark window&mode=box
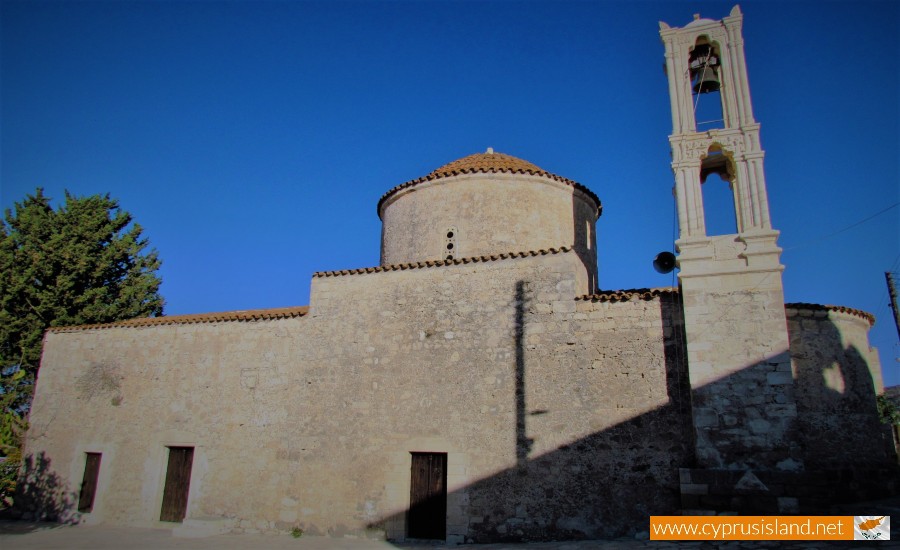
[444,226,458,260]
[78,452,102,513]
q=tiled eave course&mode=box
[376,168,602,218]
[313,247,573,278]
[577,288,680,302]
[47,306,309,333]
[785,302,875,326]
[44,291,871,335]
[575,294,873,328]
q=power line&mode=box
[890,253,900,274]
[783,202,899,251]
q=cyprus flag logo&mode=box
[854,516,890,540]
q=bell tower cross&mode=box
[660,6,801,472]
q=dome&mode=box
[684,13,717,28]
[428,149,546,177]
[378,148,600,218]
[377,149,602,293]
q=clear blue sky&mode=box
[2,1,898,385]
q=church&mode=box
[19,6,896,543]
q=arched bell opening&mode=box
[689,36,724,130]
[699,146,738,236]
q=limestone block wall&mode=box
[26,250,690,542]
[679,267,800,471]
[457,290,693,541]
[28,316,313,529]
[378,173,599,293]
[309,251,692,540]
[786,305,895,469]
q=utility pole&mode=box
[887,272,900,342]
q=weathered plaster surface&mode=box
[27,251,693,540]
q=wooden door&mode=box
[160,447,194,522]
[77,452,102,513]
[408,452,447,539]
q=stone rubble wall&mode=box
[786,306,895,469]
[26,250,690,542]
[680,279,800,471]
[378,173,598,293]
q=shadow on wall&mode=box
[570,193,598,294]
[367,287,898,543]
[370,285,696,542]
[790,309,895,470]
[6,293,896,540]
[1,452,79,530]
[679,310,898,515]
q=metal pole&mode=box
[887,272,900,342]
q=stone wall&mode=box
[378,173,599,293]
[26,241,891,540]
[456,289,693,541]
[676,304,897,517]
[679,263,800,471]
[786,304,895,469]
[26,249,690,541]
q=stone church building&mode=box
[20,6,896,543]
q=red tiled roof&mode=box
[377,150,602,218]
[577,288,680,302]
[577,294,875,326]
[785,303,875,326]
[47,306,309,333]
[314,247,572,278]
[431,151,544,174]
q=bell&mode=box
[692,65,721,94]
[689,44,721,94]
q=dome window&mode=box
[445,226,458,260]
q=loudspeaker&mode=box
[653,251,677,274]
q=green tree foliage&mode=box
[0,188,164,416]
[0,370,26,506]
[877,394,900,425]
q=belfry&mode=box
[661,6,798,473]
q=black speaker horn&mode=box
[653,251,677,274]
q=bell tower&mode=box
[660,7,801,474]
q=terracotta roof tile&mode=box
[377,150,601,217]
[577,288,680,302]
[314,247,572,278]
[785,303,875,326]
[48,306,309,333]
[577,294,875,326]
[430,151,544,174]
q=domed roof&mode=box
[377,148,601,218]
[428,149,544,176]
[684,12,718,28]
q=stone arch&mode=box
[689,35,725,130]
[699,144,738,235]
